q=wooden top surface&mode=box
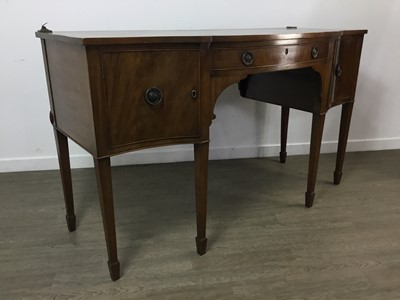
[36,28,367,45]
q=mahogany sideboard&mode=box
[36,27,367,281]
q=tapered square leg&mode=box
[107,260,121,282]
[334,102,354,185]
[94,157,120,281]
[305,114,326,208]
[280,106,290,163]
[54,129,76,232]
[195,237,208,256]
[194,142,209,255]
[305,192,315,208]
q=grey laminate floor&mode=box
[1,150,400,299]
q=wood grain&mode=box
[102,49,201,148]
[45,40,97,155]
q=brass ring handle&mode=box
[311,45,319,59]
[335,64,343,78]
[145,87,163,105]
[242,51,254,66]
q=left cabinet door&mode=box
[102,49,201,149]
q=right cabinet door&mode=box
[330,34,364,107]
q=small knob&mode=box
[191,89,198,99]
[311,45,319,59]
[335,64,343,78]
[49,111,55,125]
[242,51,254,66]
[145,87,163,105]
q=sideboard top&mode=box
[35,28,367,45]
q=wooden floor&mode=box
[1,150,400,299]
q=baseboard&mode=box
[1,137,399,173]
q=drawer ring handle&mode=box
[335,64,343,78]
[145,87,163,106]
[242,51,254,66]
[311,45,319,59]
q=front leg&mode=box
[93,157,120,281]
[305,113,326,208]
[194,142,209,255]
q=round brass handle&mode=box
[335,64,343,78]
[311,45,319,59]
[242,51,254,66]
[145,87,163,105]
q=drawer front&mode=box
[330,35,364,107]
[102,50,201,148]
[212,42,329,70]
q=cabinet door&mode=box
[102,50,201,148]
[330,35,364,107]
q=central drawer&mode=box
[211,42,329,71]
[102,49,201,148]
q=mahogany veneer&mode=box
[36,27,366,280]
